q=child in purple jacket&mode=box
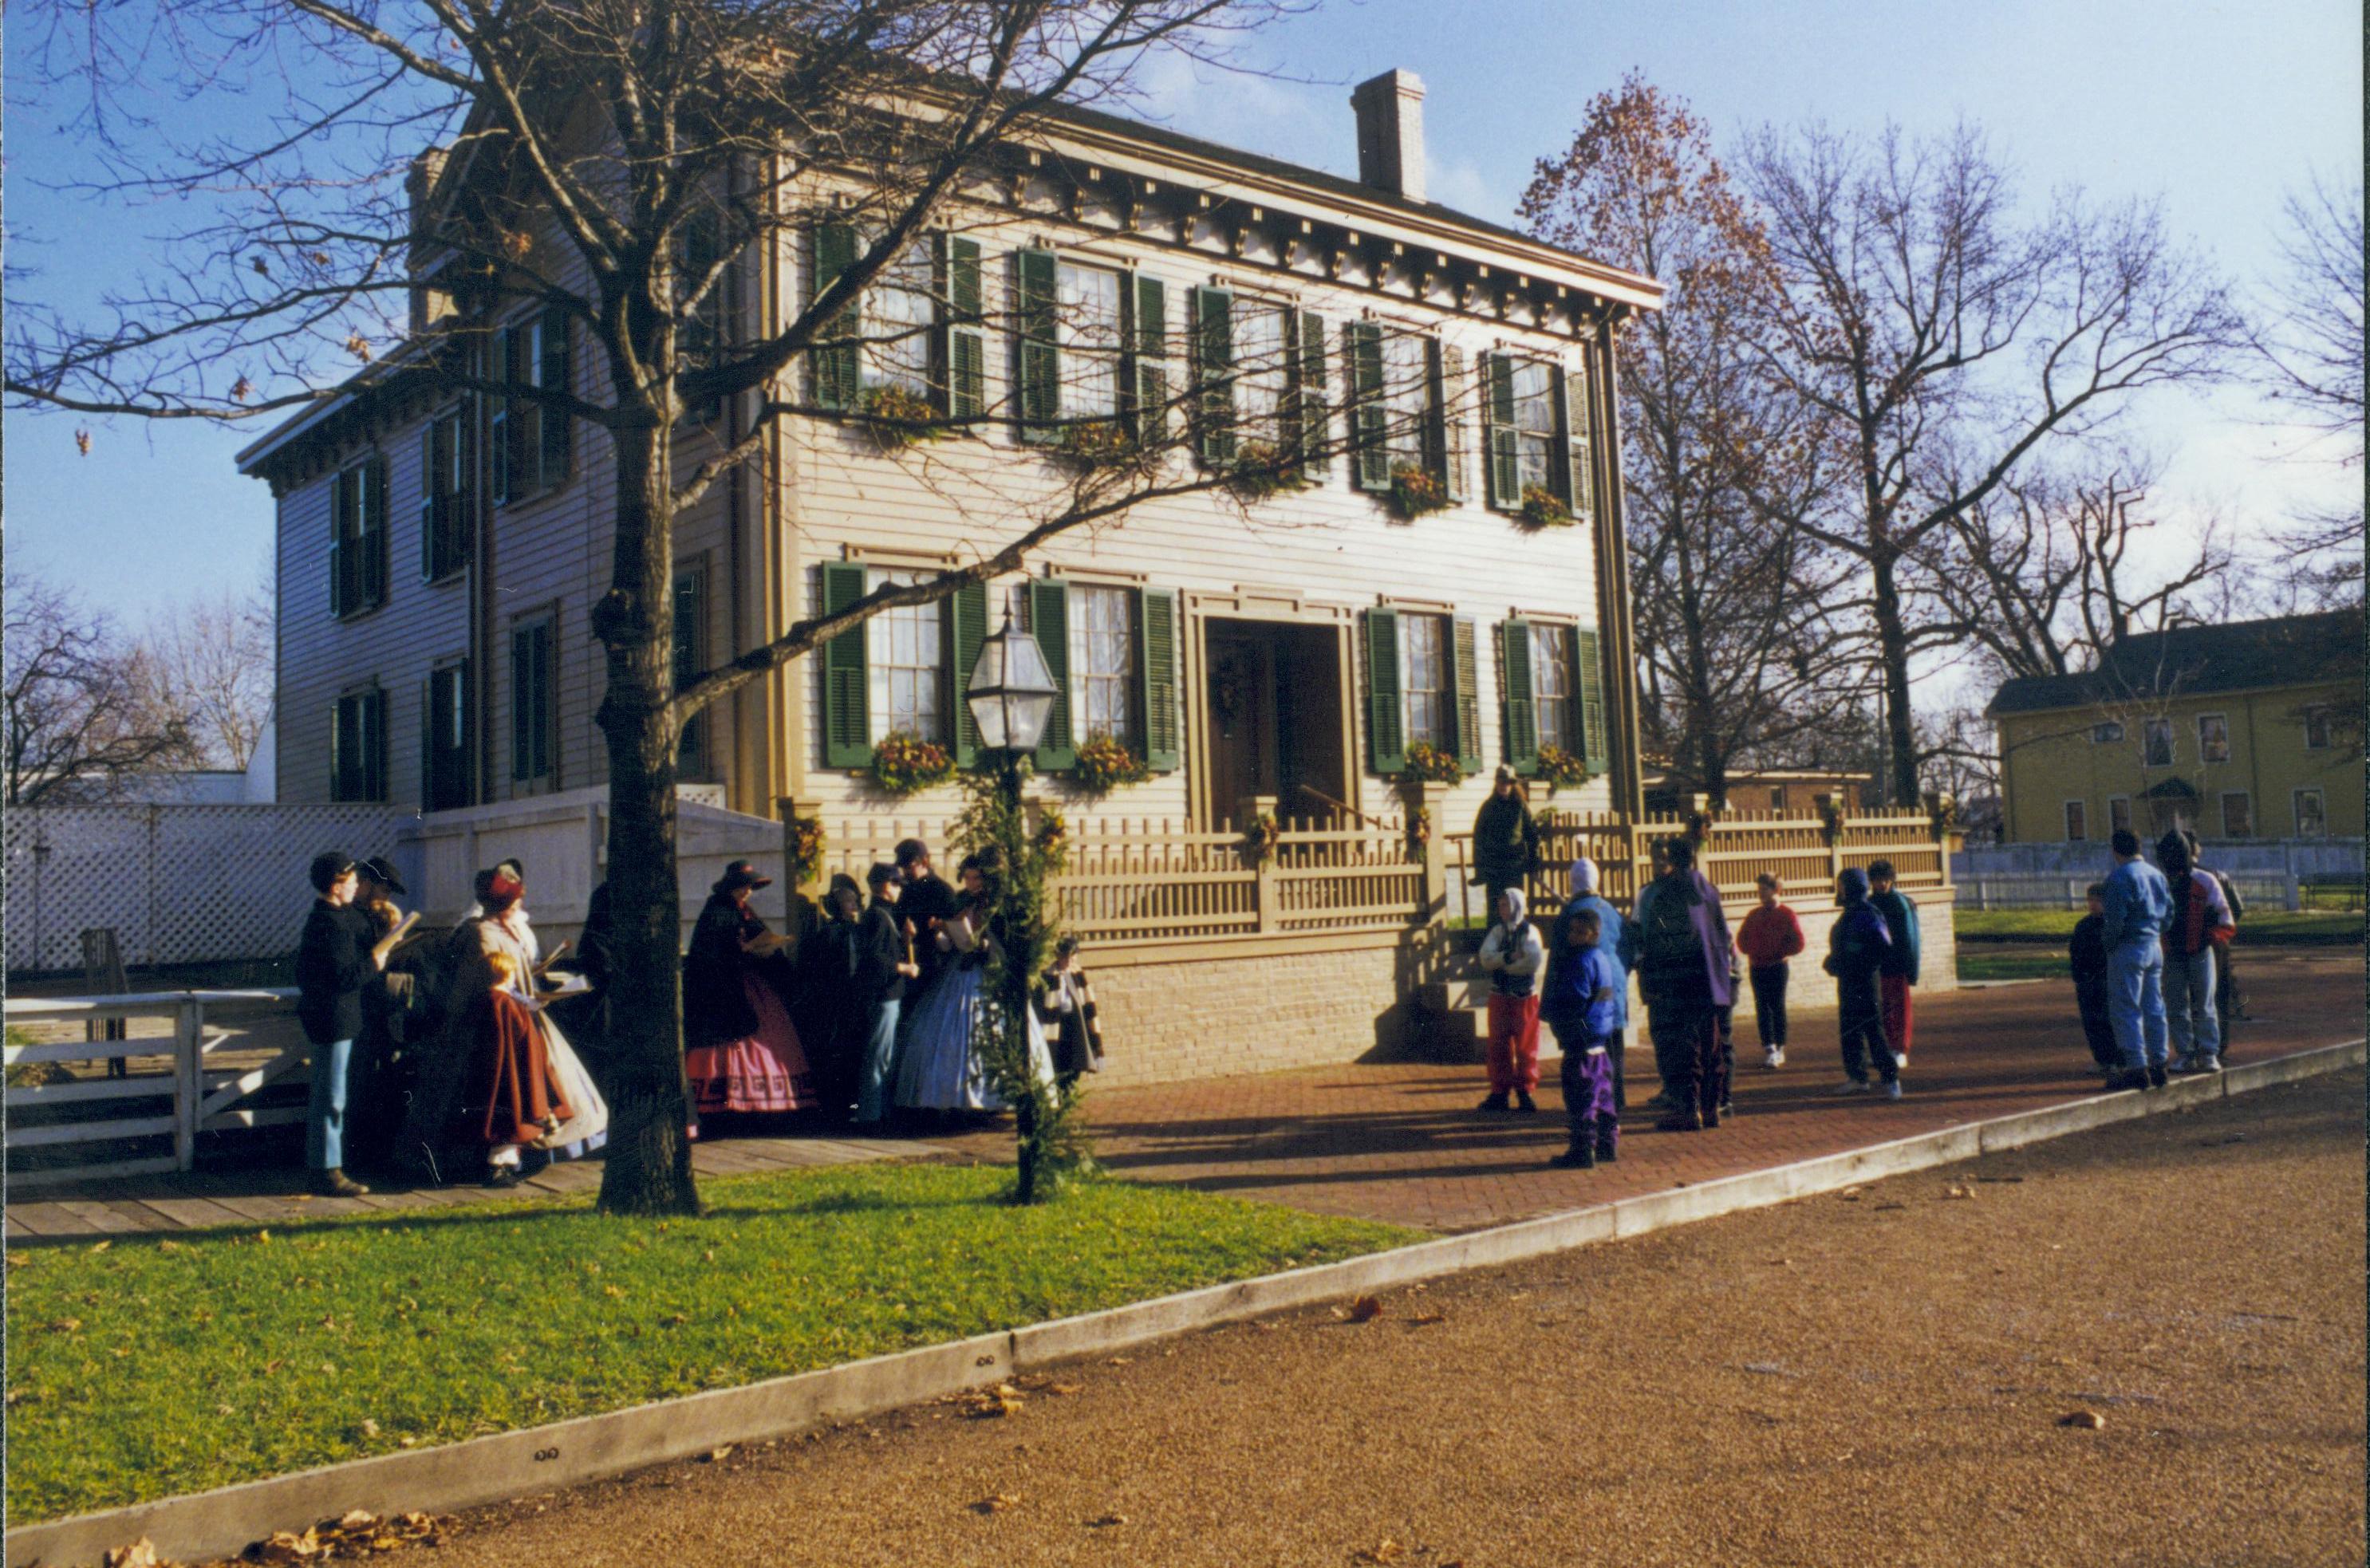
[1546,906,1624,1168]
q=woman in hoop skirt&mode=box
[893,853,1056,1115]
[683,860,817,1123]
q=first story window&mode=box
[2064,799,2088,842]
[512,615,555,789]
[1067,583,1136,747]
[1530,622,1574,755]
[2108,796,2134,837]
[423,660,473,812]
[2143,718,2175,767]
[2220,791,2253,838]
[1400,611,1451,751]
[2092,720,2124,744]
[675,565,708,775]
[2294,788,2327,837]
[330,687,387,803]
[866,569,946,744]
[2198,713,2230,764]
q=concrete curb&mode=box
[12,1036,2363,1568]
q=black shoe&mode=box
[2107,1068,2150,1092]
[2147,1064,2168,1089]
[310,1168,369,1198]
[1595,1138,1619,1164]
[1655,1108,1704,1133]
[1477,1093,1512,1113]
[1515,1090,1539,1114]
[483,1164,524,1189]
[1548,1145,1596,1169]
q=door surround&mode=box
[1182,588,1359,828]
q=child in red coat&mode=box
[1735,873,1806,1069]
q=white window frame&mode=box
[1399,610,1453,751]
[1382,329,1430,471]
[1509,358,1557,497]
[2143,717,2175,768]
[1529,621,1574,756]
[2064,798,2088,842]
[865,567,948,745]
[1067,583,1137,748]
[1055,259,1123,421]
[2197,711,2230,764]
[862,235,937,396]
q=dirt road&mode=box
[428,1070,2366,1568]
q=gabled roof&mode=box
[1985,608,2364,718]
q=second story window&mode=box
[329,454,388,617]
[1232,302,1290,451]
[1054,261,1124,420]
[866,237,936,396]
[2304,707,2334,750]
[1484,353,1591,518]
[420,408,472,582]
[2198,713,2230,763]
[489,308,571,506]
[2092,720,2124,744]
[2143,717,2175,767]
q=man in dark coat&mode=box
[1825,867,1899,1097]
[294,850,379,1196]
[1623,836,1734,1133]
[851,863,921,1126]
[1470,766,1542,921]
[893,837,964,998]
[797,874,867,1120]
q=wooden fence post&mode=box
[1240,795,1280,933]
[173,995,203,1172]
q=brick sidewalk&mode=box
[936,951,2364,1231]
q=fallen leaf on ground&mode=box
[1047,1382,1082,1395]
[89,1239,111,1253]
[50,1318,82,1334]
[704,1445,735,1463]
[102,1541,160,1568]
[2060,1410,2107,1429]
[1346,1296,1384,1322]
[1946,1185,1974,1200]
[1408,1313,1448,1326]
[972,1493,1021,1515]
[1084,1515,1127,1528]
[1352,1539,1405,1563]
[337,1511,377,1531]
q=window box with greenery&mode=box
[1058,419,1140,471]
[1226,439,1311,501]
[810,226,986,428]
[856,384,952,450]
[1481,353,1594,526]
[1517,484,1573,530]
[1388,464,1449,519]
[1396,739,1465,785]
[1071,733,1151,795]
[870,730,955,796]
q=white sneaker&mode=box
[2195,1054,2222,1074]
[1764,1049,1786,1070]
[1882,1079,1903,1101]
[1893,1054,1908,1070]
[1831,1078,1871,1096]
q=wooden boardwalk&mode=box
[3,1133,950,1239]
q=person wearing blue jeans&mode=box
[2100,829,2173,1091]
[850,862,920,1125]
[294,850,380,1196]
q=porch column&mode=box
[1239,794,1280,933]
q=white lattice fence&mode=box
[5,805,404,974]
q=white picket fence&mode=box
[1955,839,2361,880]
[4,804,405,975]
[1956,872,2340,912]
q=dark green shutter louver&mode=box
[821,561,871,767]
[1291,309,1328,478]
[1028,579,1075,772]
[361,455,388,610]
[1501,619,1538,774]
[948,581,988,768]
[936,234,985,420]
[1484,354,1520,510]
[1564,360,1595,521]
[1439,344,1468,502]
[487,325,512,506]
[1363,606,1403,774]
[420,424,440,581]
[1452,613,1481,774]
[1348,321,1390,491]
[365,688,387,802]
[1191,286,1235,465]
[1575,626,1609,774]
[811,223,859,412]
[1130,274,1169,443]
[538,305,571,484]
[1137,586,1181,771]
[1015,247,1060,442]
[328,469,348,617]
[1422,338,1451,495]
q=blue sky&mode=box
[6,0,2360,628]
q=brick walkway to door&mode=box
[936,951,2363,1231]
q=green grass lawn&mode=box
[1956,908,2363,943]
[5,1164,1418,1523]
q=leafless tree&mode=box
[5,577,200,805]
[144,573,276,770]
[1743,121,2246,807]
[2250,174,2364,607]
[5,0,1493,1213]
[1520,76,1851,808]
[1918,454,2228,681]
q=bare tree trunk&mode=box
[1871,551,1919,809]
[593,415,700,1217]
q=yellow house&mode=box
[1987,609,2363,845]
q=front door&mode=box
[1205,623,1275,817]
[1201,617,1350,825]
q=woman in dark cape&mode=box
[682,861,817,1119]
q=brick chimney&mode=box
[1350,69,1426,203]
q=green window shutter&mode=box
[1348,321,1390,491]
[1564,360,1595,521]
[820,561,871,767]
[1438,344,1468,503]
[1422,338,1452,494]
[328,469,348,617]
[810,223,859,412]
[511,626,532,782]
[420,424,440,581]
[935,234,986,420]
[1027,578,1075,772]
[1136,586,1181,771]
[365,688,388,802]
[362,455,389,609]
[1362,606,1404,774]
[1484,354,1520,510]
[1129,273,1169,443]
[487,325,512,506]
[1500,618,1538,774]
[1291,309,1328,479]
[1014,247,1060,443]
[538,306,571,486]
[947,581,988,768]
[1191,286,1235,465]
[1452,613,1482,774]
[1575,626,1609,774]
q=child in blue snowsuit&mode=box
[1546,905,1624,1168]
[1824,867,1899,1098]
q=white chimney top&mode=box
[1351,69,1426,204]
